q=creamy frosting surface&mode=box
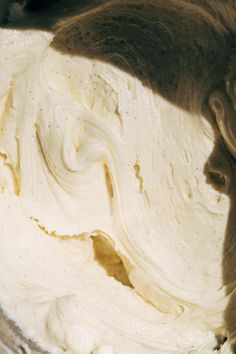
[0,27,234,353]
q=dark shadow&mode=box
[1,0,106,30]
[2,0,236,113]
[50,0,236,114]
[3,0,236,351]
[203,102,236,350]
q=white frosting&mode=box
[0,27,233,353]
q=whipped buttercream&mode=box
[0,23,234,353]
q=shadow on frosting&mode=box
[3,0,236,351]
[50,2,236,349]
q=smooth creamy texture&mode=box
[0,28,234,353]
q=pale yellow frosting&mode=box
[0,27,233,353]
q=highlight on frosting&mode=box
[1,1,236,353]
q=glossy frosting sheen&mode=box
[0,28,233,353]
